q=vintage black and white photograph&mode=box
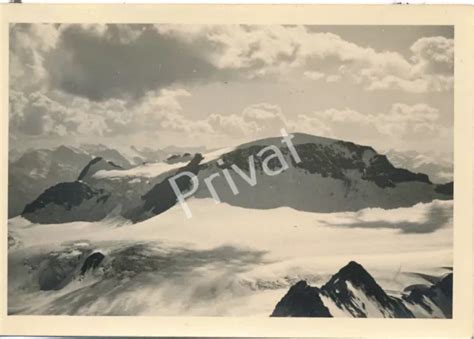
[7,23,454,318]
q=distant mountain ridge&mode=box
[271,261,452,318]
[384,149,453,184]
[8,146,93,218]
[19,133,453,224]
[8,144,199,218]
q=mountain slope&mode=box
[402,273,453,318]
[271,261,452,318]
[320,261,413,318]
[193,133,451,213]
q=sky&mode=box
[9,24,454,154]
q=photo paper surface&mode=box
[1,4,472,337]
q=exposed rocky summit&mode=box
[321,261,413,318]
[271,261,452,318]
[271,280,332,317]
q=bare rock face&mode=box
[271,280,332,317]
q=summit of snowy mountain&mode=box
[321,261,413,318]
[323,261,380,290]
[272,261,451,318]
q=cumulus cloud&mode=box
[10,89,112,137]
[51,24,223,101]
[159,25,453,93]
[9,86,211,139]
[292,103,448,149]
[10,24,60,92]
[10,81,280,142]
[362,36,453,92]
[242,103,288,131]
[207,114,251,137]
[10,24,454,104]
[206,103,288,139]
[410,36,454,74]
[201,101,448,151]
[8,24,453,152]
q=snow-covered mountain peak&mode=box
[324,261,377,289]
[272,261,451,318]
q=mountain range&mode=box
[8,144,205,218]
[271,261,452,318]
[7,133,453,316]
[17,133,453,225]
[384,149,453,184]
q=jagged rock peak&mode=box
[270,280,332,318]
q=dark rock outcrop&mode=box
[23,181,101,215]
[271,261,451,318]
[361,154,431,188]
[271,280,332,317]
[80,252,105,275]
[22,181,112,223]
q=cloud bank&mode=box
[9,23,453,153]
